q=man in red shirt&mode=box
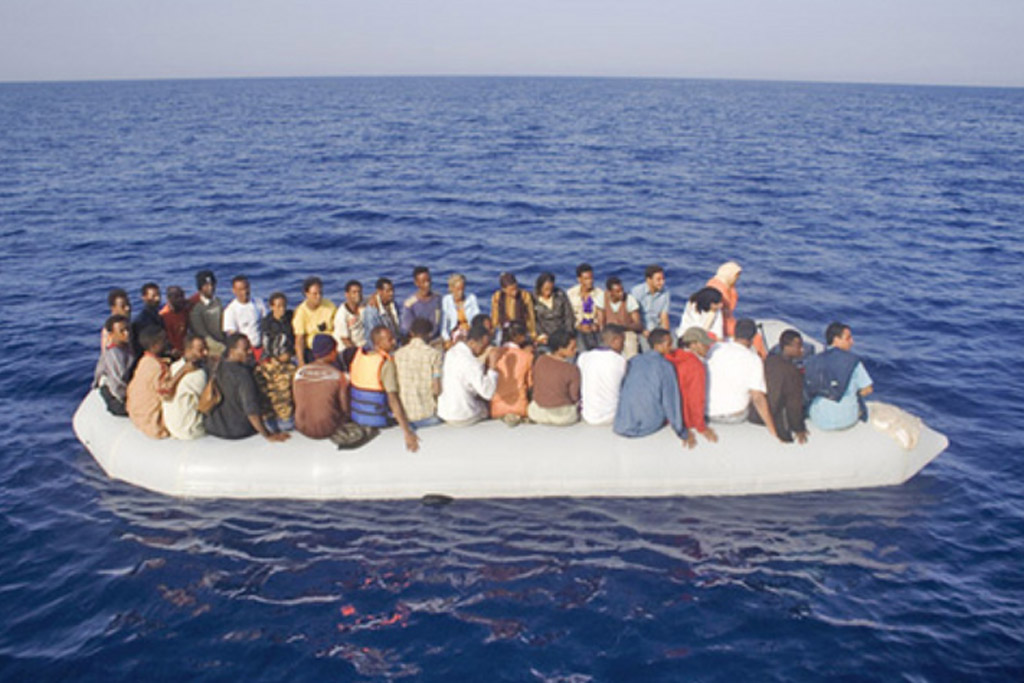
[160,285,189,358]
[664,327,719,449]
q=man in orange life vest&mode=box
[348,325,420,452]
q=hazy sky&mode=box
[2,0,1022,86]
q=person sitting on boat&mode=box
[804,322,874,431]
[394,317,444,430]
[706,261,766,357]
[222,275,267,361]
[205,333,289,442]
[349,326,420,452]
[163,334,209,441]
[489,320,533,426]
[362,277,401,347]
[292,334,373,448]
[260,292,294,363]
[603,277,642,359]
[131,282,164,358]
[490,272,537,344]
[160,285,189,359]
[188,269,226,358]
[438,323,499,426]
[293,276,336,366]
[578,324,628,426]
[613,328,688,445]
[664,327,718,448]
[567,263,605,352]
[332,280,367,352]
[676,287,724,342]
[748,328,809,444]
[101,288,131,350]
[255,299,297,434]
[94,314,132,416]
[440,273,481,348]
[528,329,581,426]
[533,272,575,354]
[400,266,442,344]
[127,326,187,440]
[630,264,670,352]
[706,318,781,440]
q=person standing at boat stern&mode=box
[205,333,289,442]
[613,329,688,445]
[630,265,671,353]
[528,329,581,426]
[804,322,874,431]
[349,326,420,452]
[706,318,781,441]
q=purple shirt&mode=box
[400,292,442,339]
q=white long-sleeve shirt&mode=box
[437,342,498,423]
[223,298,267,348]
[677,301,723,341]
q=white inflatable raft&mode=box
[73,321,948,500]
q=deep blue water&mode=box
[1,77,1023,681]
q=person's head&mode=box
[466,322,492,354]
[344,280,363,308]
[734,318,757,345]
[547,328,576,357]
[605,276,624,303]
[447,273,466,300]
[648,327,672,352]
[689,287,723,313]
[166,285,186,312]
[371,325,396,353]
[644,265,665,292]
[409,317,433,342]
[108,288,131,317]
[779,329,804,359]
[104,314,130,346]
[302,276,323,308]
[715,261,742,287]
[680,326,713,358]
[231,275,250,304]
[601,324,625,354]
[138,325,167,354]
[375,277,395,305]
[268,292,287,319]
[140,282,161,308]
[504,320,527,346]
[471,313,493,333]
[826,322,853,350]
[576,263,595,290]
[535,272,556,299]
[412,266,431,295]
[225,332,251,362]
[311,334,338,363]
[182,334,208,363]
[195,270,216,298]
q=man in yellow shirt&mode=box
[292,276,337,366]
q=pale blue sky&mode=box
[1,0,1022,86]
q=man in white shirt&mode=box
[162,335,208,440]
[706,318,780,440]
[437,325,498,426]
[566,262,605,351]
[222,275,267,359]
[333,279,367,349]
[578,325,628,425]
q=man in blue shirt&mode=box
[400,266,442,343]
[630,264,670,352]
[613,328,688,447]
[806,322,874,430]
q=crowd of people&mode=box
[92,261,874,451]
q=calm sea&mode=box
[1,77,1022,681]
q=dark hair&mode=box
[409,317,433,339]
[470,313,491,329]
[644,264,664,280]
[140,282,160,297]
[825,322,850,346]
[735,318,757,341]
[225,332,249,352]
[268,291,287,306]
[648,328,671,347]
[138,325,166,351]
[467,324,491,343]
[107,288,129,308]
[232,275,248,286]
[605,276,623,291]
[370,325,393,345]
[195,269,216,289]
[689,287,723,313]
[601,324,625,345]
[499,272,517,289]
[779,329,803,349]
[505,320,527,341]
[166,285,184,297]
[547,329,572,351]
[412,266,430,280]
[535,272,555,295]
[344,279,362,293]
[576,263,594,278]
[104,314,129,332]
[184,332,204,348]
[375,277,393,291]
[302,276,322,293]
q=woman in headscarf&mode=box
[490,272,537,343]
[676,286,724,342]
[706,261,765,356]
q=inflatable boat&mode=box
[72,321,948,500]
